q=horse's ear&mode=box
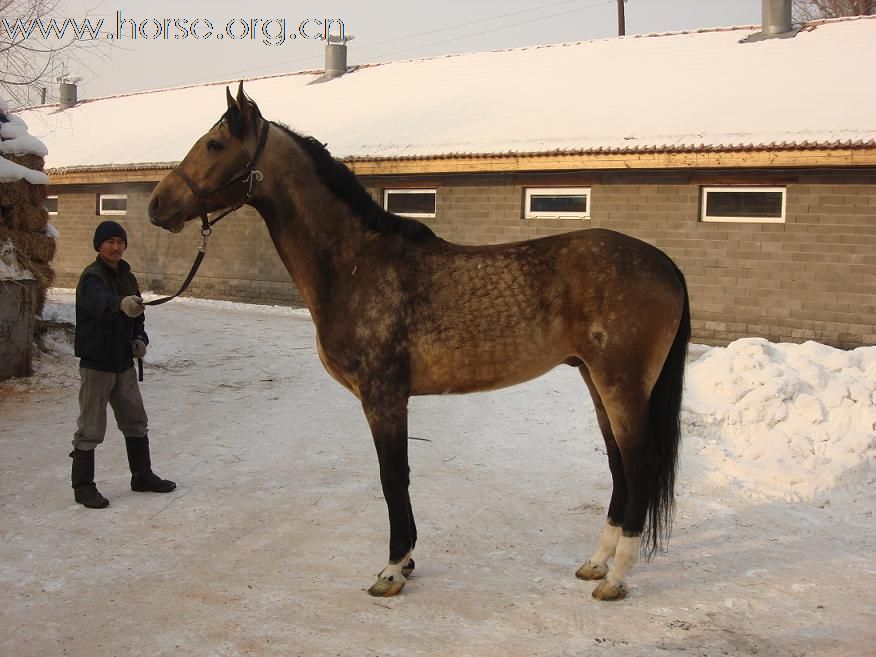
[235,81,261,128]
[236,81,250,122]
[226,86,237,111]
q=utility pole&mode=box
[617,0,626,36]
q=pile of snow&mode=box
[683,338,876,503]
[0,239,34,280]
[0,97,49,184]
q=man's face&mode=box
[97,236,126,267]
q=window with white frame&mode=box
[98,194,127,215]
[45,195,58,215]
[701,186,786,223]
[383,189,436,218]
[524,187,591,219]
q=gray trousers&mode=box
[73,367,148,451]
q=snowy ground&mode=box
[1,289,874,657]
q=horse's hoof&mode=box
[402,558,415,577]
[575,561,608,580]
[592,579,628,601]
[367,574,406,597]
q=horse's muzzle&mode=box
[147,196,184,231]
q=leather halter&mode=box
[171,118,271,236]
[144,119,270,309]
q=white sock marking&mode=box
[378,550,412,582]
[587,522,622,567]
[605,534,641,586]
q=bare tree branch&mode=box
[793,0,876,21]
[1,0,112,107]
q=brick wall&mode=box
[49,167,876,347]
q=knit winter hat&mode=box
[93,220,127,250]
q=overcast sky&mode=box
[48,0,764,99]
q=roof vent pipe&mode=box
[762,0,792,35]
[324,34,354,79]
[57,75,81,108]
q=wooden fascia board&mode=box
[347,149,876,175]
[45,148,876,184]
[46,168,171,185]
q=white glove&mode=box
[132,339,147,359]
[120,295,144,318]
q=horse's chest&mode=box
[316,335,362,399]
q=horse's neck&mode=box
[253,180,363,319]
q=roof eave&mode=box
[45,145,876,184]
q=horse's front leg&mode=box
[362,394,415,597]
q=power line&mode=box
[370,0,615,61]
[204,0,614,84]
[354,0,609,52]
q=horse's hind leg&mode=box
[362,394,415,597]
[589,382,654,601]
[576,368,625,582]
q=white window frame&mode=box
[701,186,786,223]
[524,187,591,219]
[98,193,127,216]
[383,189,437,218]
[45,195,58,215]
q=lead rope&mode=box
[138,178,261,381]
[139,223,210,382]
[138,121,269,380]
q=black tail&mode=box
[643,265,690,557]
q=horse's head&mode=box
[148,81,267,233]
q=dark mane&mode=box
[273,123,437,244]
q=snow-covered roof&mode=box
[13,16,876,173]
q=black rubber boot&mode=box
[70,449,110,508]
[125,436,176,493]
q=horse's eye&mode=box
[207,139,223,152]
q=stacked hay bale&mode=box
[0,97,55,315]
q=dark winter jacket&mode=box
[74,257,148,373]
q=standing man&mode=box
[70,220,175,508]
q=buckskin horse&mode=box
[148,83,690,601]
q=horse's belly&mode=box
[410,347,563,395]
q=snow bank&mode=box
[683,338,876,502]
[0,98,50,184]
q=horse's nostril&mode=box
[148,195,159,219]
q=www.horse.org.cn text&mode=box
[0,13,347,47]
